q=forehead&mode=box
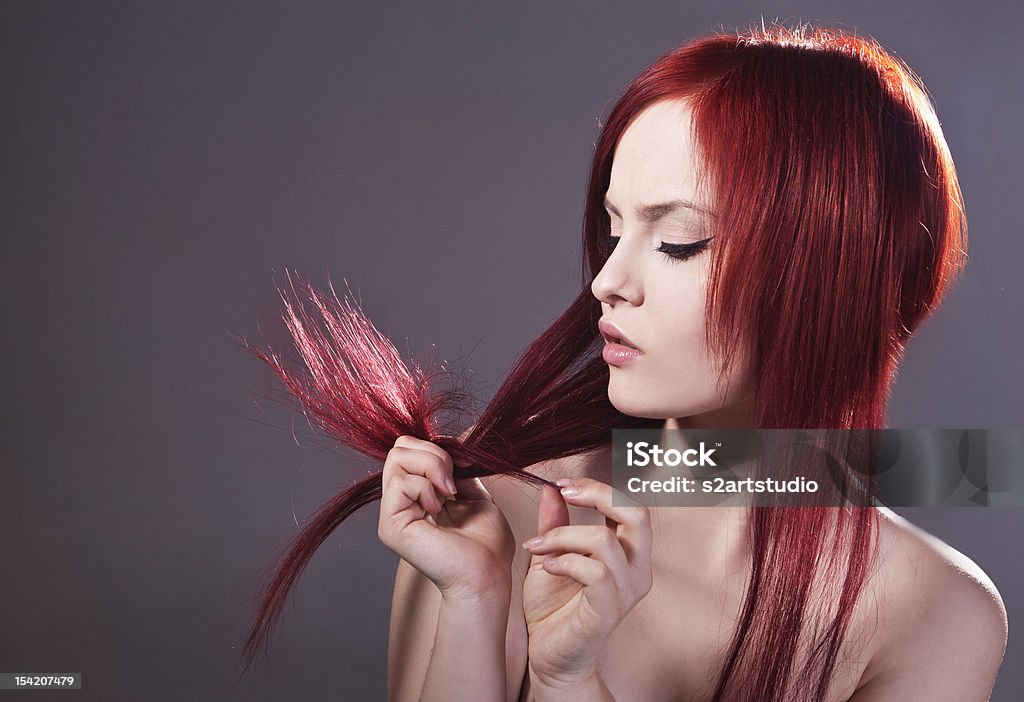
[607,98,701,203]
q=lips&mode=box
[598,318,640,351]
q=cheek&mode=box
[646,260,707,351]
[606,261,749,418]
[647,274,717,384]
[655,276,706,347]
[608,267,711,414]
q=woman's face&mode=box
[592,98,754,425]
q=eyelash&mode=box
[602,235,714,262]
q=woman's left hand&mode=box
[521,476,654,692]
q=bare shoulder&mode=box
[870,507,1008,644]
[852,507,1008,700]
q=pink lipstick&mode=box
[599,318,643,366]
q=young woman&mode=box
[377,27,1007,702]
[242,23,1007,702]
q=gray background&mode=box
[1,1,1020,700]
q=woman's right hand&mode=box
[377,435,516,602]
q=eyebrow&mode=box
[603,196,715,222]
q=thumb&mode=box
[537,484,570,536]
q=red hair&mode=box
[239,22,967,701]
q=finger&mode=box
[541,553,618,603]
[524,524,631,594]
[451,476,494,503]
[394,433,471,471]
[525,525,629,564]
[381,472,444,520]
[537,484,569,537]
[386,441,457,498]
[393,434,451,465]
[554,477,652,569]
[392,436,457,491]
[554,476,645,524]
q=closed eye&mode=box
[602,235,714,262]
[657,237,714,262]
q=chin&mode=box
[607,377,733,421]
[606,383,677,420]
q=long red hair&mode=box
[238,22,966,700]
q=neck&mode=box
[646,415,754,570]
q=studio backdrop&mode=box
[1,1,1021,700]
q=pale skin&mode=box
[379,99,1008,701]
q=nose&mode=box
[591,241,643,307]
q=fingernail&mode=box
[555,477,573,487]
[543,557,559,568]
[560,486,581,497]
[523,537,543,549]
[445,477,457,495]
